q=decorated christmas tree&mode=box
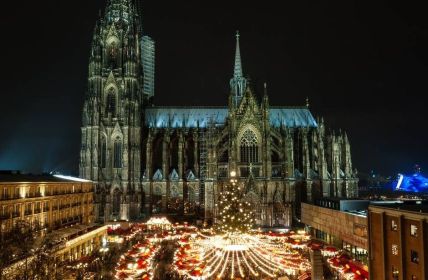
[215,173,254,234]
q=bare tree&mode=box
[0,220,35,280]
[16,220,35,280]
[0,237,14,280]
[26,236,61,280]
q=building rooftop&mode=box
[370,201,428,214]
[314,198,370,212]
[0,171,91,183]
[48,224,101,242]
[144,106,318,128]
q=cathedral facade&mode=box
[80,0,358,226]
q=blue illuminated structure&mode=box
[393,172,428,192]
[144,107,318,128]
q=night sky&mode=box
[0,1,427,176]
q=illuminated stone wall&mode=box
[301,202,368,250]
[0,176,94,235]
[80,1,359,224]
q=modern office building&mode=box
[301,199,369,263]
[369,202,428,280]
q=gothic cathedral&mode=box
[80,0,358,227]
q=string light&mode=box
[113,173,313,280]
[173,231,311,279]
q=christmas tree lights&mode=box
[215,180,254,234]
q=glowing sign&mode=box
[395,174,404,190]
[393,173,428,192]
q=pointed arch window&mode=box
[113,137,122,168]
[107,41,118,68]
[240,129,259,163]
[106,88,116,115]
[112,188,121,215]
[100,137,107,168]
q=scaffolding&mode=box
[199,129,207,207]
[198,120,214,209]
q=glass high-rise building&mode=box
[141,35,155,99]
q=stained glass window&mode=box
[240,130,259,163]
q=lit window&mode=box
[392,244,398,255]
[411,224,418,237]
[411,250,419,264]
[392,267,399,280]
[391,219,398,231]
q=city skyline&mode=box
[0,0,427,176]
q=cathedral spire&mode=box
[234,31,243,78]
[230,31,247,107]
